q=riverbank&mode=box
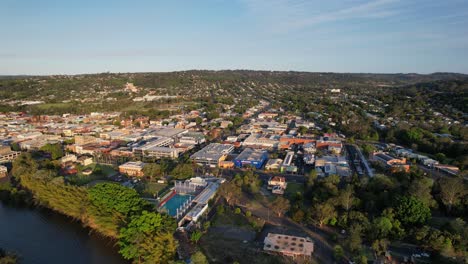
[0,202,128,264]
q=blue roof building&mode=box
[234,148,268,169]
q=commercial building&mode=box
[179,132,206,145]
[242,133,279,149]
[74,135,98,145]
[371,152,409,173]
[315,155,351,177]
[153,128,188,140]
[132,137,174,158]
[143,146,180,159]
[233,148,268,169]
[263,233,314,257]
[279,136,315,150]
[0,146,20,164]
[119,161,145,177]
[190,143,234,167]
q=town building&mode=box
[179,132,205,145]
[0,146,20,164]
[371,152,410,173]
[74,135,98,145]
[190,143,234,167]
[263,233,314,257]
[268,176,287,189]
[265,158,283,171]
[0,165,7,178]
[132,137,174,158]
[119,161,145,177]
[280,151,297,173]
[233,148,268,169]
[60,154,77,164]
[78,156,93,166]
[242,133,279,149]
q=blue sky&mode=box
[1,0,468,74]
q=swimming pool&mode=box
[160,193,194,217]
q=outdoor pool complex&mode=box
[161,193,194,217]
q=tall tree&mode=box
[312,200,337,227]
[118,211,177,264]
[395,196,431,226]
[190,230,203,244]
[88,183,150,217]
[218,182,241,206]
[40,143,64,160]
[408,177,436,208]
[439,178,466,213]
[338,185,356,212]
[143,163,163,181]
[271,196,290,217]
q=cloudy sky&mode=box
[1,0,467,74]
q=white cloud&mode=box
[241,0,400,32]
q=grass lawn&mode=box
[285,182,305,198]
[214,209,252,227]
[68,163,117,186]
[201,210,288,264]
[200,231,289,264]
[137,181,169,198]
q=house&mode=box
[78,156,93,166]
[60,154,77,164]
[268,176,287,189]
[371,152,410,173]
[0,165,7,178]
[265,159,283,171]
[119,161,145,177]
[263,233,314,257]
[280,151,297,173]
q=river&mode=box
[0,203,128,264]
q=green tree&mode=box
[372,239,389,256]
[333,245,344,260]
[0,248,18,264]
[40,143,64,160]
[12,153,38,180]
[372,217,393,238]
[306,170,318,189]
[271,196,290,217]
[408,177,436,208]
[143,163,163,181]
[346,224,363,252]
[312,200,336,227]
[118,211,176,264]
[190,230,203,244]
[337,185,356,212]
[88,183,149,217]
[191,251,208,264]
[439,177,466,213]
[297,126,308,135]
[395,196,431,225]
[218,182,241,206]
[171,163,194,180]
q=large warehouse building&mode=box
[190,143,234,167]
[233,148,268,169]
